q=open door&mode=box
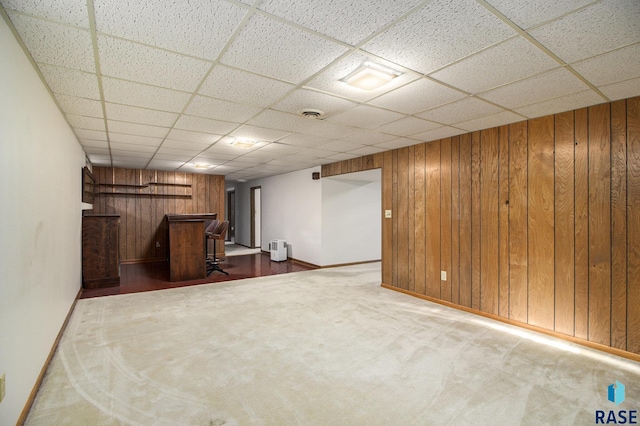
[250,186,261,249]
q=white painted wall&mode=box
[233,167,381,267]
[234,167,323,265]
[321,169,381,265]
[0,19,86,425]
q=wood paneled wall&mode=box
[90,167,225,262]
[322,96,640,356]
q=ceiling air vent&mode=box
[300,109,325,120]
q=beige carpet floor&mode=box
[224,243,262,257]
[26,263,640,425]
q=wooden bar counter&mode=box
[166,213,217,282]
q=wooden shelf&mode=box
[95,181,193,198]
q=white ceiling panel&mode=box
[221,13,348,83]
[479,68,592,109]
[230,125,291,142]
[186,96,262,123]
[328,105,405,129]
[2,0,638,178]
[165,129,222,145]
[431,37,559,94]
[529,0,640,63]
[105,104,178,127]
[418,97,504,125]
[174,115,239,135]
[376,116,441,137]
[107,121,169,138]
[38,64,100,99]
[409,126,466,142]
[102,78,191,113]
[93,0,248,60]
[485,0,595,30]
[362,0,515,74]
[572,43,640,87]
[199,65,295,108]
[514,90,610,119]
[97,36,211,92]
[305,52,421,102]
[67,114,105,131]
[54,94,103,118]
[7,13,95,72]
[455,111,525,132]
[599,77,640,101]
[257,0,424,46]
[0,0,89,27]
[272,89,357,117]
[370,78,466,114]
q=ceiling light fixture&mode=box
[193,163,212,170]
[340,61,402,90]
[230,138,257,148]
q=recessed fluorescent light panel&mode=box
[193,163,212,170]
[230,138,257,148]
[340,62,402,90]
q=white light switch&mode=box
[441,271,447,281]
[385,210,392,218]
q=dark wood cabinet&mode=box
[82,214,120,288]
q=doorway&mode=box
[227,190,235,242]
[250,186,261,249]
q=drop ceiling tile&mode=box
[109,133,163,146]
[221,13,347,83]
[175,115,239,135]
[109,143,158,153]
[1,0,89,27]
[417,97,504,125]
[186,96,262,123]
[599,77,640,101]
[38,64,100,99]
[478,68,589,109]
[97,36,211,92]
[207,140,247,155]
[305,52,420,102]
[93,0,248,60]
[371,78,466,114]
[572,43,640,87]
[107,121,169,138]
[105,104,178,127]
[146,160,184,171]
[75,129,107,141]
[272,89,357,117]
[529,0,640,63]
[165,129,222,145]
[153,152,194,162]
[278,133,334,148]
[485,0,595,29]
[110,150,152,159]
[79,139,108,149]
[339,129,396,145]
[102,77,191,113]
[254,142,305,155]
[316,141,367,153]
[248,110,324,135]
[431,37,559,94]
[84,147,110,155]
[258,0,424,46]
[327,105,404,129]
[54,94,103,118]
[374,138,421,150]
[362,0,515,74]
[237,150,279,161]
[325,153,360,161]
[288,148,336,158]
[230,125,291,142]
[158,144,207,155]
[348,146,388,156]
[455,111,524,132]
[67,114,105,131]
[199,65,295,108]
[513,90,606,118]
[410,126,466,142]
[112,159,152,169]
[195,152,237,162]
[377,116,441,137]
[8,13,95,72]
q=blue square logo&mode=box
[608,381,625,405]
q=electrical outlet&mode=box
[441,271,447,281]
[0,372,6,403]
[385,210,392,218]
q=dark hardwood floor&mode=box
[80,253,315,299]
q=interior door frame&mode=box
[250,186,261,248]
[226,190,235,242]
